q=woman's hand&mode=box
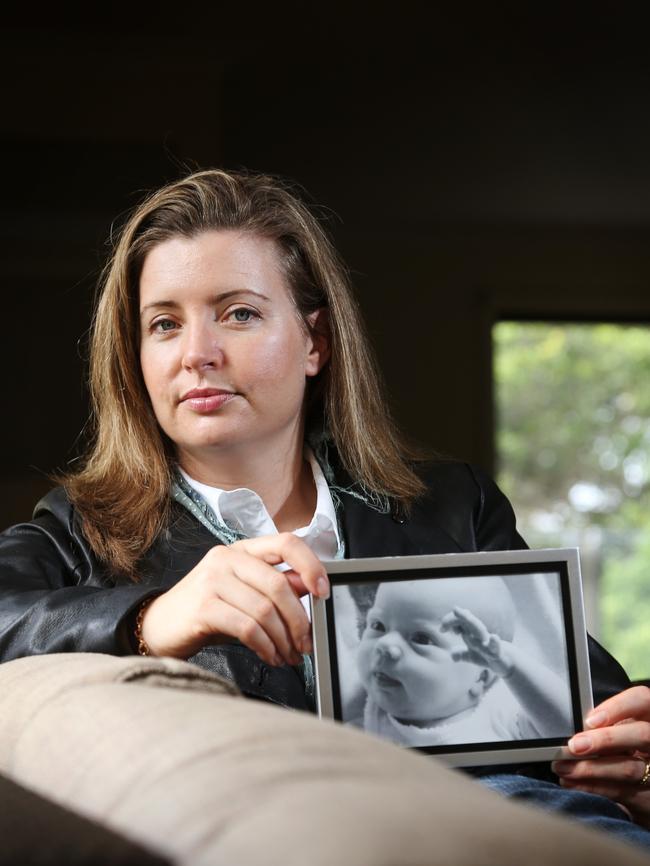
[139,533,329,666]
[552,686,650,827]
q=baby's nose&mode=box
[376,643,402,661]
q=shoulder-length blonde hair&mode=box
[64,169,425,577]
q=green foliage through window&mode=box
[494,322,650,680]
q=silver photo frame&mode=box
[312,548,592,768]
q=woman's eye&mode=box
[153,319,177,333]
[411,631,437,646]
[227,307,258,323]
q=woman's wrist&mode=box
[134,596,158,656]
[134,591,203,659]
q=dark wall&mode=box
[2,8,650,528]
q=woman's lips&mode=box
[180,389,236,413]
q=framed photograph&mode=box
[311,548,592,768]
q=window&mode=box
[494,321,650,679]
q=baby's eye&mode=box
[411,631,437,646]
[368,619,386,634]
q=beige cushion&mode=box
[0,653,647,866]
[0,770,170,866]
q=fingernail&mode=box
[285,650,301,666]
[300,634,313,654]
[551,761,571,775]
[273,654,284,667]
[316,576,330,599]
[568,734,592,754]
[585,711,606,728]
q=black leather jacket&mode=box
[0,461,630,715]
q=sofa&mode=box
[0,653,648,866]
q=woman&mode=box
[1,169,649,842]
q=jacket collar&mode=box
[336,482,466,559]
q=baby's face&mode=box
[356,581,483,724]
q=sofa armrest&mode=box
[0,653,648,866]
[0,771,170,866]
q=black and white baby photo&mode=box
[333,574,574,748]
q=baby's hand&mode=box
[440,607,513,677]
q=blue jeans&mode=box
[480,774,650,851]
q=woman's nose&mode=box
[182,324,224,371]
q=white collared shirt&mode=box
[179,451,341,616]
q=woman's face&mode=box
[139,230,328,474]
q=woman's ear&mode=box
[304,308,331,377]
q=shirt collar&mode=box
[178,449,341,550]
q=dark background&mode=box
[2,5,650,528]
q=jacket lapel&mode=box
[338,487,466,559]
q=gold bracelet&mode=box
[135,597,154,656]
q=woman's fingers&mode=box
[558,774,650,828]
[204,598,285,667]
[226,549,313,656]
[201,568,300,666]
[559,776,643,802]
[234,533,330,599]
[281,569,313,598]
[566,719,650,757]
[199,547,311,660]
[548,684,650,823]
[586,685,650,729]
[141,534,327,663]
[553,754,648,787]
[553,756,650,823]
